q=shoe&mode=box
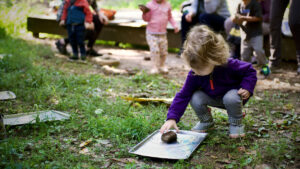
[159,66,168,74]
[81,55,86,61]
[86,49,102,57]
[260,64,271,76]
[150,68,159,74]
[229,125,245,138]
[192,121,214,133]
[69,55,79,60]
[144,56,151,61]
[55,40,68,55]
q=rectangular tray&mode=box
[129,130,207,160]
[4,110,70,125]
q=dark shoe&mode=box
[87,49,102,57]
[0,113,7,140]
[55,40,68,55]
[81,55,86,61]
[69,55,79,60]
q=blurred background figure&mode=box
[269,0,300,74]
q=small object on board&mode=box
[161,131,177,143]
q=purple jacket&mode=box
[167,59,257,123]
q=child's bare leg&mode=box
[146,33,160,73]
[222,89,245,138]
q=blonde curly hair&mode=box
[182,25,229,69]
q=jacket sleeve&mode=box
[168,6,177,28]
[83,0,93,23]
[142,3,151,22]
[230,59,257,95]
[61,0,70,21]
[167,71,199,123]
[204,0,220,14]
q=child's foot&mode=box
[260,64,271,76]
[81,55,86,61]
[159,66,168,74]
[150,68,159,74]
[55,40,68,55]
[192,121,214,133]
[69,55,79,61]
[229,125,245,138]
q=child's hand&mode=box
[174,27,179,33]
[59,20,65,26]
[160,119,179,133]
[85,22,94,30]
[238,88,250,100]
[139,5,150,13]
[99,12,109,25]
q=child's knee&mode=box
[223,90,241,106]
[190,91,207,107]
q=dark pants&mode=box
[199,13,226,32]
[85,14,104,49]
[180,12,225,49]
[67,24,85,57]
[63,14,103,49]
[269,0,300,65]
[181,12,199,46]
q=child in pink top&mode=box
[139,0,179,74]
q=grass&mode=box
[1,1,300,169]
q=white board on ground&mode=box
[3,110,70,125]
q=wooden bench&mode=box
[27,16,181,48]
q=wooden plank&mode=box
[27,16,181,48]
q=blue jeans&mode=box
[190,89,243,126]
[67,24,86,57]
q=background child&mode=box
[60,0,93,60]
[233,0,270,76]
[160,25,257,138]
[139,0,179,74]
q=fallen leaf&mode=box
[79,139,92,148]
[210,155,218,159]
[216,159,231,164]
[79,148,89,154]
[237,146,246,152]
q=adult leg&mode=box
[288,0,300,74]
[269,0,289,68]
[86,14,104,56]
[199,13,226,32]
[181,13,198,46]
